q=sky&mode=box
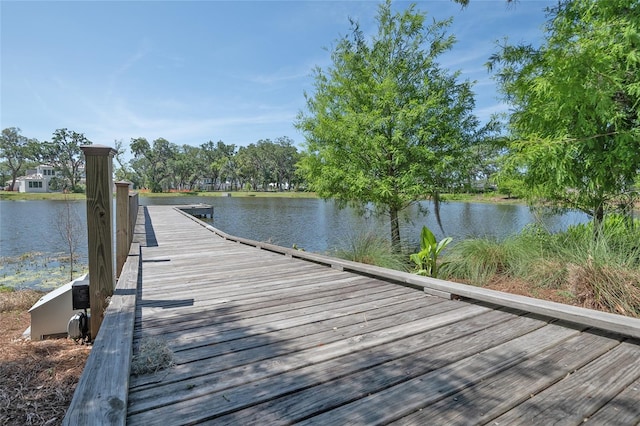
[1,0,555,157]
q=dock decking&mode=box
[68,205,640,425]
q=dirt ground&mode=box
[0,296,90,426]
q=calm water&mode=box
[0,196,589,261]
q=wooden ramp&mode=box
[120,206,640,425]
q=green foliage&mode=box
[130,137,178,192]
[489,0,640,226]
[562,214,640,253]
[0,127,40,191]
[441,220,640,316]
[333,231,408,271]
[440,237,510,285]
[410,226,452,278]
[297,0,485,249]
[42,128,92,192]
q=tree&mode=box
[200,140,236,190]
[42,128,92,192]
[236,144,264,191]
[296,0,481,250]
[0,127,38,191]
[271,137,301,191]
[113,139,140,186]
[171,145,201,190]
[488,0,640,230]
[130,137,178,192]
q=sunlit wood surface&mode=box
[126,205,640,425]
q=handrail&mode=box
[116,182,138,278]
[63,242,140,426]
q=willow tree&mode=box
[296,0,480,250]
[489,0,640,229]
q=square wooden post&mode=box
[115,181,131,279]
[81,145,116,340]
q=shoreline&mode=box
[1,190,522,204]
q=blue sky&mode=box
[1,1,554,156]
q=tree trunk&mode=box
[390,207,401,253]
[593,201,605,240]
[10,172,18,191]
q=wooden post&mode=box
[128,192,139,247]
[82,145,116,340]
[115,181,131,279]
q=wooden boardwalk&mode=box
[67,205,640,425]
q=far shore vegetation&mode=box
[0,189,527,204]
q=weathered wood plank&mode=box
[585,373,640,425]
[169,297,445,361]
[295,322,583,425]
[127,307,521,423]
[134,278,397,332]
[134,277,398,329]
[207,311,543,426]
[161,298,454,365]
[82,145,117,338]
[63,243,139,426]
[138,271,360,302]
[490,339,640,425]
[139,288,429,349]
[129,301,484,392]
[391,330,624,425]
[121,205,640,425]
[136,281,402,328]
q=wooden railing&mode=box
[116,182,139,278]
[64,146,141,425]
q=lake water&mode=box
[1,196,589,260]
[1,196,590,289]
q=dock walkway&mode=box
[70,205,640,425]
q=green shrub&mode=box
[441,216,640,317]
[440,238,509,285]
[333,231,408,271]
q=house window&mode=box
[28,181,43,188]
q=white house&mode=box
[16,165,59,193]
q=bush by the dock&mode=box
[440,217,640,317]
[332,231,408,272]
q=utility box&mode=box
[72,279,90,310]
[28,274,89,341]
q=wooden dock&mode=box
[66,205,640,425]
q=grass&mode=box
[145,190,318,198]
[332,231,409,272]
[439,218,640,317]
[0,191,86,201]
[328,220,640,318]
